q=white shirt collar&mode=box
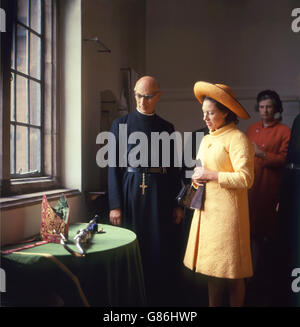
[136,108,155,116]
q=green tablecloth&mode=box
[1,224,146,307]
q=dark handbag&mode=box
[176,183,205,210]
[190,184,205,210]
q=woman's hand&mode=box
[192,167,219,186]
[253,143,266,159]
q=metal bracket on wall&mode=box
[83,37,111,53]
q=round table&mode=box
[1,223,146,306]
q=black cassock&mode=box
[108,110,182,271]
[276,113,300,306]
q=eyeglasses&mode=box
[134,92,159,100]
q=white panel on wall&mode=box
[282,101,300,128]
[146,0,300,133]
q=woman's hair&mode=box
[203,96,239,125]
[255,90,283,121]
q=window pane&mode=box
[17,0,29,26]
[30,33,41,79]
[10,125,16,174]
[30,0,41,33]
[30,80,41,126]
[10,73,15,121]
[16,24,28,74]
[16,74,28,123]
[30,127,41,172]
[16,125,28,174]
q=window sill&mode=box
[0,188,81,209]
[2,177,63,196]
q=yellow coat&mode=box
[183,123,254,279]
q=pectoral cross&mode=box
[139,173,148,195]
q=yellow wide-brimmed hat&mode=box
[194,81,250,119]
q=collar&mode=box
[260,119,279,128]
[209,122,236,137]
[136,107,155,116]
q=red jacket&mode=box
[246,120,290,239]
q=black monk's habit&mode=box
[108,109,181,266]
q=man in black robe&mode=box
[108,76,184,305]
[275,113,300,306]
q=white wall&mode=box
[81,0,145,192]
[145,0,300,134]
[1,194,85,245]
[60,0,83,190]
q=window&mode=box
[1,0,59,196]
[10,0,43,178]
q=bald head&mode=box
[134,76,161,114]
[134,76,160,93]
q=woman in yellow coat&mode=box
[183,82,254,306]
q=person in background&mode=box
[184,81,254,307]
[246,90,290,305]
[275,113,300,306]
